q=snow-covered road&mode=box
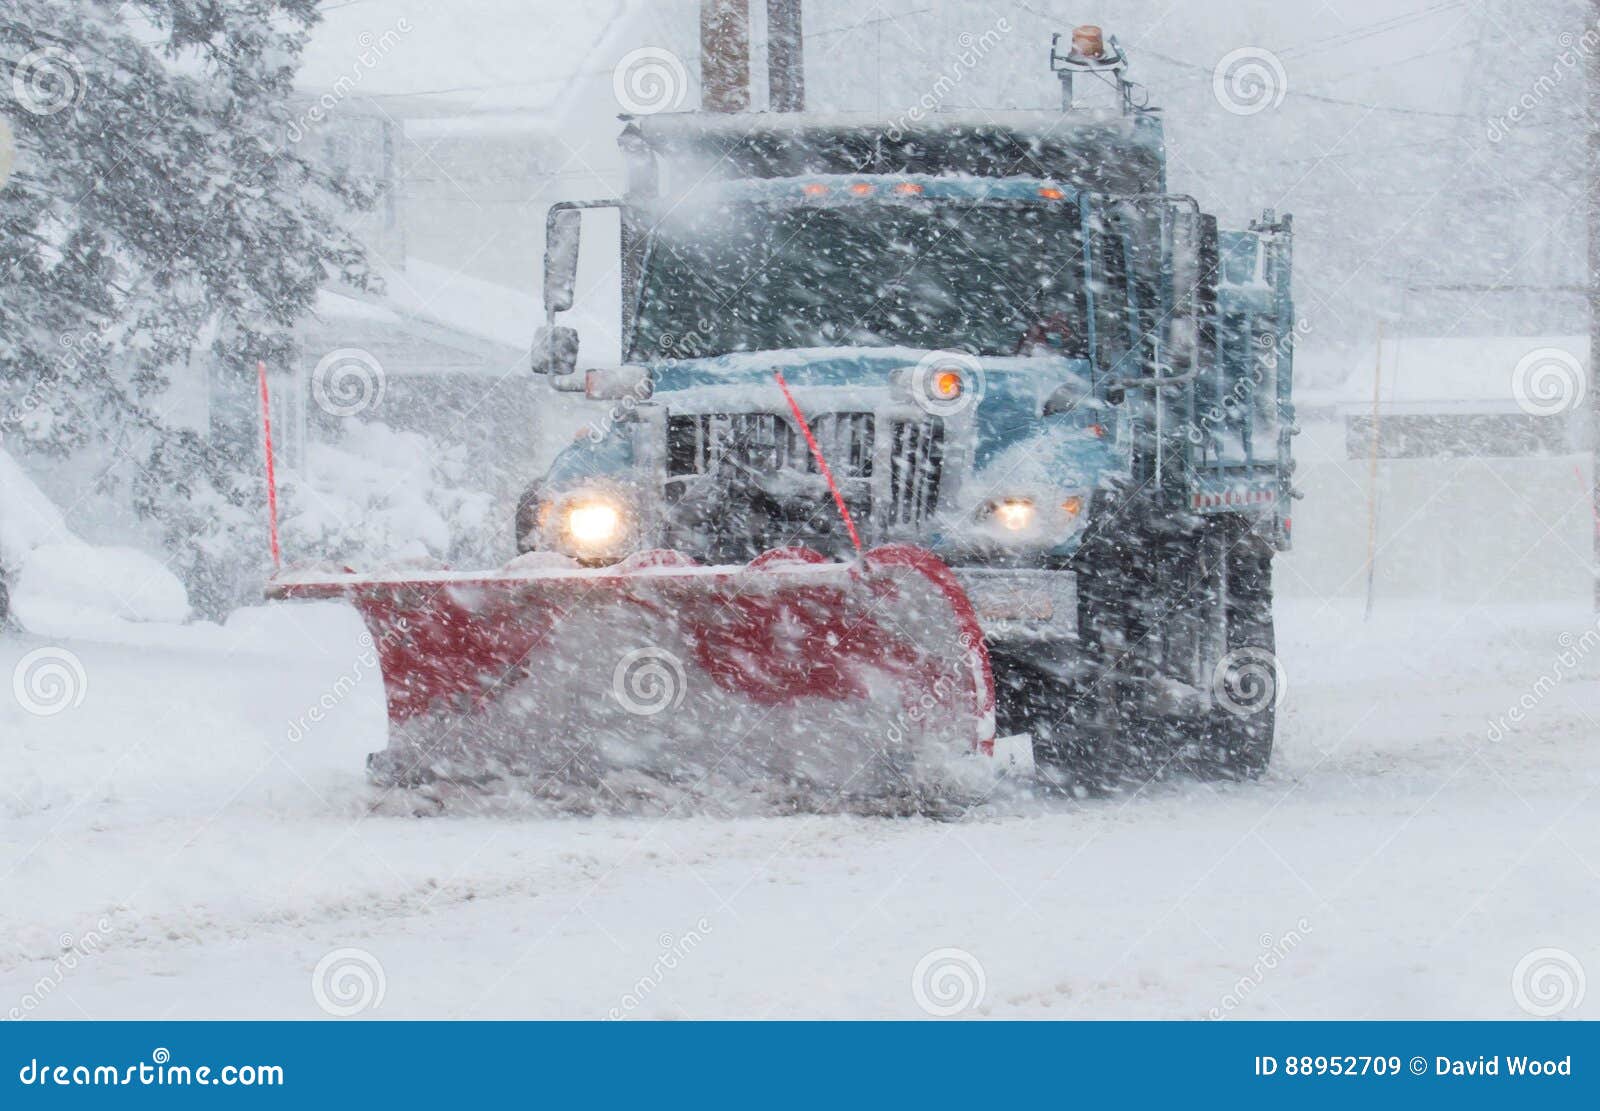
[3,596,1596,1019]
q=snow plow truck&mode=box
[271,29,1296,803]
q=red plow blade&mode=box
[269,545,1002,805]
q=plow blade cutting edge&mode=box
[268,545,1027,802]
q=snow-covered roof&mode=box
[378,259,539,349]
[312,260,538,363]
[1337,335,1590,415]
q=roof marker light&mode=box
[1038,186,1066,200]
[802,183,829,196]
[893,182,924,195]
[849,182,874,195]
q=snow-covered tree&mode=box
[0,0,376,613]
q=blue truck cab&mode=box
[522,34,1296,787]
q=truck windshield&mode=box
[629,198,1087,362]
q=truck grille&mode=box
[664,411,874,560]
[666,412,874,482]
[663,412,945,552]
[888,418,945,527]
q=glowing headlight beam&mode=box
[992,499,1036,532]
[566,501,623,546]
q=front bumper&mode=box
[952,568,1078,644]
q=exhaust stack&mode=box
[767,0,804,112]
[701,0,751,113]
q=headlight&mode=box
[989,497,1036,532]
[977,493,1087,539]
[566,501,622,546]
[552,494,632,560]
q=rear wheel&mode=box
[1203,528,1277,778]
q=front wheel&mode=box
[994,518,1279,790]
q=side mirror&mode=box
[544,207,581,314]
[533,324,579,377]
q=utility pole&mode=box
[701,0,751,113]
[1590,0,1600,612]
[767,0,805,112]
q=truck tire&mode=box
[1006,516,1276,790]
[991,641,1118,796]
[1204,527,1277,778]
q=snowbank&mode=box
[12,542,191,630]
[1,445,191,630]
